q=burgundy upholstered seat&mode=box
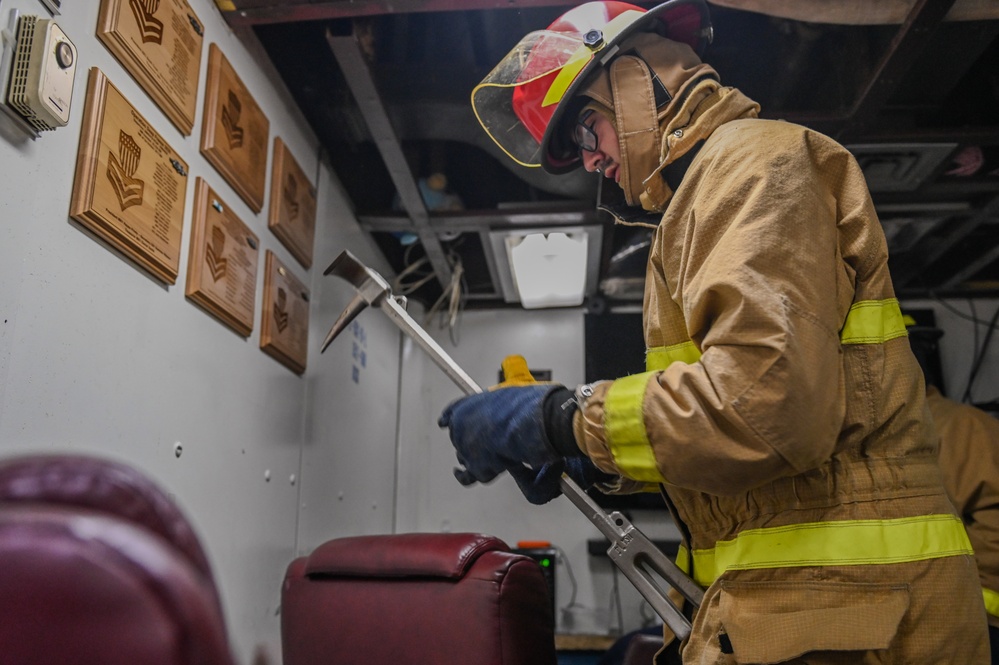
[0,454,235,665]
[281,532,558,665]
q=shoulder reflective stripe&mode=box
[604,371,667,483]
[542,9,646,108]
[689,514,973,588]
[983,587,999,618]
[646,340,702,371]
[840,298,908,345]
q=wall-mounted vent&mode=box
[847,143,957,192]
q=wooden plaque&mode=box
[185,178,260,336]
[70,68,188,285]
[268,137,317,269]
[260,251,310,374]
[200,43,269,213]
[97,0,204,135]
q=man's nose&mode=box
[582,150,601,173]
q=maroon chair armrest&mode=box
[281,532,558,665]
[305,532,508,579]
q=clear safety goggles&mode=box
[573,109,599,154]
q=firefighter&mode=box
[439,1,989,662]
[909,322,999,662]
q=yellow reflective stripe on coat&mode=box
[688,514,972,588]
[983,587,999,618]
[840,298,907,344]
[609,298,906,479]
[604,372,667,483]
[676,545,691,574]
[645,299,906,371]
[646,340,701,371]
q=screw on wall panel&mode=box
[173,442,183,458]
[264,469,271,482]
[289,474,296,485]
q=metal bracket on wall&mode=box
[0,9,42,140]
[325,25,454,290]
[37,0,61,16]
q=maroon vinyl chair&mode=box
[281,532,558,665]
[0,454,235,665]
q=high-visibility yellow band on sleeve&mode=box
[644,299,902,376]
[646,340,701,371]
[983,587,999,618]
[840,298,907,345]
[676,545,691,575]
[604,371,667,483]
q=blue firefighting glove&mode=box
[439,355,612,505]
[439,384,564,486]
[507,456,616,505]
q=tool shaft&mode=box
[322,249,700,639]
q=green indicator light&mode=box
[540,558,551,567]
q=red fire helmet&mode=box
[471,0,711,174]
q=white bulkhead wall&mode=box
[0,0,397,661]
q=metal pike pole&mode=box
[320,249,703,641]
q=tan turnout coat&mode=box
[930,386,999,629]
[574,84,989,663]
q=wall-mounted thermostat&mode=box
[6,15,77,131]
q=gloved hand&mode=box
[439,354,599,504]
[508,456,616,505]
[496,355,536,387]
[440,384,563,486]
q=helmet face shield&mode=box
[470,0,712,173]
[471,30,585,169]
